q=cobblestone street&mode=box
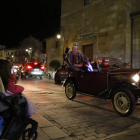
[19,78,140,140]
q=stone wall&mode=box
[61,0,140,66]
[133,17,140,68]
[45,37,62,74]
[45,0,140,70]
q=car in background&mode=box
[21,62,45,79]
[13,65,19,74]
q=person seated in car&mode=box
[82,61,93,72]
[65,42,89,69]
[100,58,109,68]
[91,59,98,69]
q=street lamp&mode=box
[57,26,65,65]
[57,35,61,39]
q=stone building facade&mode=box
[0,45,6,60]
[0,47,27,65]
[132,12,140,68]
[46,0,140,72]
[45,37,61,72]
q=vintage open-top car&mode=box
[63,57,140,116]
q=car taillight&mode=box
[27,66,32,69]
[41,66,45,70]
[34,62,38,65]
[104,62,108,66]
[128,62,131,66]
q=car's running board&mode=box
[75,91,108,99]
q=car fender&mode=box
[107,81,140,99]
[63,77,78,90]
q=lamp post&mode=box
[57,26,65,65]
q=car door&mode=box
[59,68,69,81]
[75,71,108,95]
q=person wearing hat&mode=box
[65,42,89,69]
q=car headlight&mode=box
[14,69,17,72]
[132,74,139,82]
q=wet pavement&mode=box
[18,76,140,140]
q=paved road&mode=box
[19,77,140,140]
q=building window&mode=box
[15,52,17,56]
[0,52,2,56]
[84,0,90,6]
[11,52,13,55]
[56,41,59,49]
[7,52,9,55]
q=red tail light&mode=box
[34,62,38,65]
[27,66,32,69]
[41,66,45,70]
[104,62,108,66]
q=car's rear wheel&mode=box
[112,88,135,116]
[25,75,29,79]
[55,74,61,84]
[65,80,76,100]
[40,76,44,80]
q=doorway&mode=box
[83,44,93,60]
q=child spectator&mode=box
[0,59,36,117]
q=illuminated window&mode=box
[84,0,90,6]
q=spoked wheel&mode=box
[112,88,135,116]
[65,80,76,100]
[22,128,38,140]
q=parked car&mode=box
[21,62,45,79]
[63,57,139,117]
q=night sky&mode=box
[0,0,61,48]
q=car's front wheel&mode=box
[65,80,76,100]
[112,88,135,116]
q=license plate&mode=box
[34,69,39,71]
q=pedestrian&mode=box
[0,59,36,117]
[16,67,22,81]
